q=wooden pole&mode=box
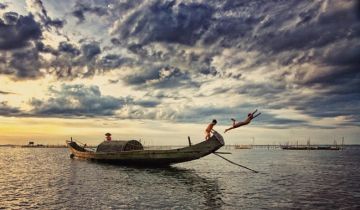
[213,153,258,173]
[214,151,232,154]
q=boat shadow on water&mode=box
[135,166,224,209]
[156,166,224,208]
[69,159,224,209]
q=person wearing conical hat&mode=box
[105,133,112,141]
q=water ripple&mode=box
[0,147,360,209]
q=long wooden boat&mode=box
[66,132,224,166]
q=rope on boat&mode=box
[213,153,258,173]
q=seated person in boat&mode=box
[224,110,261,133]
[105,133,112,141]
[205,119,217,140]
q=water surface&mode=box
[1,147,359,209]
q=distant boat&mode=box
[280,145,340,150]
[235,145,252,149]
[281,138,342,150]
[66,132,224,166]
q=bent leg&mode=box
[205,132,211,140]
[231,118,236,126]
[224,126,234,133]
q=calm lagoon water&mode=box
[1,146,360,209]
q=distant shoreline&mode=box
[0,144,68,148]
[1,144,360,148]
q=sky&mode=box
[0,0,359,145]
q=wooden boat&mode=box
[66,132,224,166]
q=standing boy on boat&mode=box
[224,110,261,133]
[205,119,217,140]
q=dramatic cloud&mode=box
[29,84,126,117]
[72,2,108,23]
[0,14,42,50]
[113,1,213,46]
[5,48,44,79]
[0,102,21,116]
[81,42,101,61]
[98,54,131,69]
[0,12,44,80]
[26,0,65,29]
[3,12,19,25]
[0,3,7,10]
[58,41,80,56]
[123,65,198,89]
[0,0,359,129]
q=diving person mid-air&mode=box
[224,110,261,133]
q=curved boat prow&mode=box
[212,131,225,146]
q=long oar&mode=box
[213,153,258,173]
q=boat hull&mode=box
[67,132,224,166]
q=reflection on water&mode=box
[65,161,223,209]
[145,167,224,209]
[1,147,360,209]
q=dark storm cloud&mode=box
[0,0,358,127]
[0,14,42,50]
[104,0,360,126]
[116,1,213,46]
[58,41,80,56]
[199,66,218,76]
[124,65,198,89]
[110,38,121,45]
[258,8,360,54]
[324,42,360,68]
[134,100,160,108]
[0,4,68,80]
[81,43,101,61]
[45,18,64,28]
[72,2,108,23]
[253,112,308,128]
[294,93,360,120]
[202,16,258,47]
[27,84,162,118]
[3,12,19,25]
[291,40,360,103]
[28,0,65,29]
[237,83,286,98]
[49,42,106,79]
[0,47,44,80]
[29,84,126,117]
[99,54,131,69]
[0,102,21,116]
[48,40,135,79]
[0,3,7,10]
